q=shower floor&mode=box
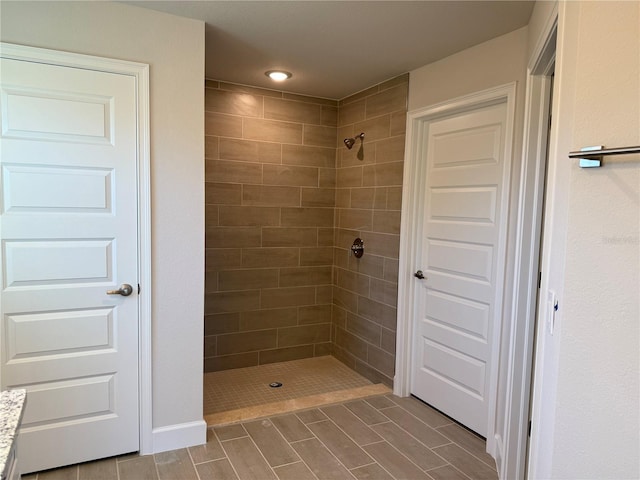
[203,356,389,425]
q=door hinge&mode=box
[538,271,542,288]
[138,284,141,294]
[528,420,532,437]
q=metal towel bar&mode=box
[569,145,640,168]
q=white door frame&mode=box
[500,8,558,480]
[395,83,517,457]
[0,42,153,455]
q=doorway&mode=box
[202,77,410,424]
[395,83,517,454]
[0,42,152,473]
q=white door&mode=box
[411,102,510,437]
[0,54,140,473]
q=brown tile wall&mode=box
[204,80,338,372]
[204,76,407,384]
[332,75,408,386]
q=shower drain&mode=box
[269,382,283,388]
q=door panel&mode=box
[411,102,509,437]
[0,56,139,473]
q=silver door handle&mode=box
[106,284,133,296]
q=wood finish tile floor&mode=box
[23,394,497,480]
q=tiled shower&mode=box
[204,74,408,391]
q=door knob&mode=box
[106,284,133,296]
[414,270,425,280]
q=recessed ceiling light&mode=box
[265,70,292,82]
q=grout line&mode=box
[217,440,242,480]
[425,462,474,480]
[242,423,283,480]
[186,448,202,480]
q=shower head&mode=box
[343,132,365,150]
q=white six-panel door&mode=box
[410,102,510,437]
[0,55,140,472]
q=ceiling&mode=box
[127,1,535,100]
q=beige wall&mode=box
[203,81,337,370]
[409,27,528,111]
[532,1,640,478]
[0,1,206,434]
[332,75,408,386]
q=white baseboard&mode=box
[151,419,207,454]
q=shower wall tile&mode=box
[219,139,282,164]
[262,227,318,247]
[240,308,298,331]
[206,160,263,184]
[387,187,403,210]
[206,89,262,117]
[340,85,380,107]
[205,80,337,372]
[205,313,240,335]
[205,290,261,314]
[298,305,333,325]
[205,136,219,159]
[318,168,336,188]
[279,266,332,287]
[218,206,280,226]
[316,285,333,304]
[206,183,242,205]
[390,111,407,136]
[261,286,317,309]
[375,136,406,163]
[217,329,278,355]
[337,166,363,188]
[301,188,335,207]
[260,345,315,365]
[206,226,262,248]
[362,162,404,186]
[241,247,300,268]
[264,97,322,124]
[278,324,331,347]
[354,115,391,142]
[304,125,340,147]
[206,112,243,138]
[338,99,366,126]
[321,106,339,127]
[220,82,282,98]
[318,228,335,246]
[373,211,401,234]
[378,73,409,91]
[204,76,406,379]
[381,328,396,355]
[366,85,408,118]
[338,208,373,231]
[332,74,407,387]
[280,207,334,227]
[243,118,303,144]
[205,352,260,372]
[263,164,319,186]
[300,247,334,266]
[336,189,351,208]
[283,91,337,106]
[206,248,242,269]
[242,185,301,206]
[218,268,279,291]
[348,253,385,279]
[282,145,336,168]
